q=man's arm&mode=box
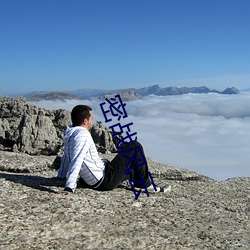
[64,131,89,193]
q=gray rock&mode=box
[0,151,55,173]
[27,91,81,101]
[0,96,68,155]
[222,87,240,94]
[17,112,59,154]
[100,90,141,101]
[130,84,240,96]
[91,121,119,153]
[0,96,119,155]
[0,150,249,249]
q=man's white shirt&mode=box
[57,126,105,192]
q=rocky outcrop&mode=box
[0,96,69,154]
[91,122,118,153]
[27,91,81,101]
[0,151,55,173]
[100,90,141,101]
[133,84,240,96]
[0,150,249,249]
[222,87,240,94]
[0,96,119,155]
[98,85,240,100]
[15,85,241,101]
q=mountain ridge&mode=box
[9,84,240,101]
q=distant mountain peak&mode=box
[129,85,240,97]
[222,87,240,94]
[27,91,81,101]
[16,84,240,101]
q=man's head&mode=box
[71,105,93,131]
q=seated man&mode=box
[58,105,164,194]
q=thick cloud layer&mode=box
[30,92,250,180]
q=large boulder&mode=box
[91,121,118,153]
[0,96,118,155]
[0,96,69,155]
[100,90,141,101]
[17,111,60,155]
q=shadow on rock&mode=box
[0,172,65,193]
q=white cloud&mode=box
[29,92,250,181]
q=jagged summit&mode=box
[9,84,240,101]
[27,91,81,101]
[132,85,240,96]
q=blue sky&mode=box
[0,0,250,95]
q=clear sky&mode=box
[0,0,250,95]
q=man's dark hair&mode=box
[71,105,92,126]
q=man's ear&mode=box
[83,118,88,125]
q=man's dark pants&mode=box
[97,141,152,191]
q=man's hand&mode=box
[63,187,74,193]
[57,187,74,195]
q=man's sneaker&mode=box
[134,183,171,193]
[147,184,161,193]
[160,183,171,193]
[133,184,161,193]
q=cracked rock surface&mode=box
[0,151,249,249]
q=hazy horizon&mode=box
[29,91,250,181]
[3,83,250,98]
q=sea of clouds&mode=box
[29,92,250,181]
